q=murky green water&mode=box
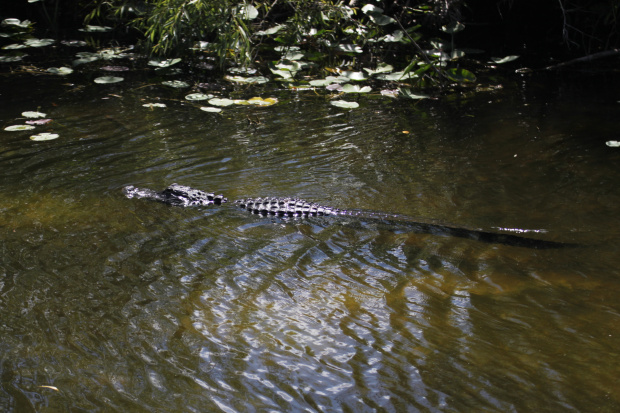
[1,71,620,412]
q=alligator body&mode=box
[123,184,573,249]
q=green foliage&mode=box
[83,1,477,88]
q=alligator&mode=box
[123,183,573,249]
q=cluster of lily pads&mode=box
[4,110,58,141]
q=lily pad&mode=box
[342,84,372,93]
[3,43,27,50]
[162,80,190,88]
[185,93,213,101]
[326,83,343,92]
[376,71,416,81]
[30,133,59,141]
[79,25,112,32]
[101,65,130,71]
[208,98,235,107]
[94,76,123,84]
[330,100,359,109]
[606,140,620,147]
[4,125,36,131]
[61,40,87,47]
[26,118,52,125]
[282,51,305,60]
[309,79,332,87]
[364,63,394,75]
[246,97,278,106]
[2,19,32,28]
[224,75,269,84]
[148,58,181,68]
[0,55,27,62]
[399,88,429,100]
[143,103,167,108]
[22,111,47,118]
[380,89,399,98]
[24,38,54,47]
[338,71,367,81]
[47,67,73,75]
[200,106,222,113]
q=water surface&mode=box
[1,71,619,412]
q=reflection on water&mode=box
[1,73,619,412]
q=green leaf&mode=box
[200,106,222,113]
[445,68,476,82]
[208,98,235,107]
[4,125,36,131]
[341,84,372,93]
[399,88,429,100]
[94,76,123,84]
[185,93,214,101]
[162,80,189,88]
[330,100,359,109]
[47,67,73,75]
[22,111,46,118]
[30,133,59,141]
[363,63,393,75]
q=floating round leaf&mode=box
[30,133,59,141]
[94,76,123,84]
[142,103,167,108]
[342,84,372,93]
[148,58,181,68]
[2,19,32,28]
[79,25,112,32]
[185,93,213,101]
[326,83,343,92]
[309,79,332,87]
[200,106,222,113]
[0,55,27,62]
[3,43,27,50]
[339,71,367,81]
[22,111,46,118]
[47,67,73,75]
[61,40,87,47]
[363,63,394,75]
[330,100,359,109]
[606,141,620,147]
[26,119,52,125]
[247,97,278,106]
[4,125,36,131]
[208,98,235,107]
[24,38,54,47]
[399,88,429,100]
[162,80,190,88]
[224,75,269,84]
[101,65,130,71]
[380,89,399,98]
